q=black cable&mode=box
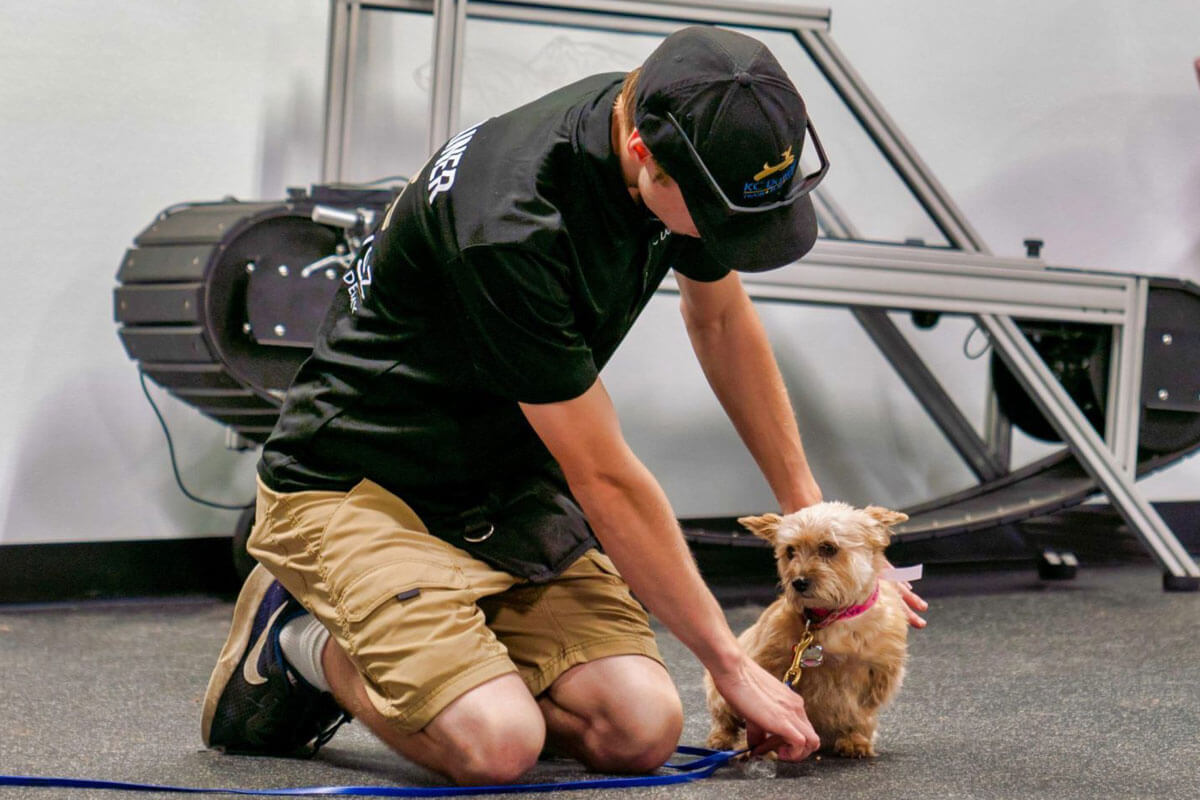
[963,322,992,360]
[138,370,254,510]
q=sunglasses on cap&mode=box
[665,111,830,214]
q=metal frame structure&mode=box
[318,0,1199,584]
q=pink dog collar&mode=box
[804,582,879,629]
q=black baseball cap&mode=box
[634,26,827,272]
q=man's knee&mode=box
[548,655,683,772]
[428,678,547,785]
[448,711,545,784]
[569,679,683,773]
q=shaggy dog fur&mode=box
[705,502,910,758]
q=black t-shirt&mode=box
[258,73,728,531]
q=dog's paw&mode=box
[706,729,742,751]
[832,732,876,758]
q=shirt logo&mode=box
[343,236,374,314]
[427,124,481,204]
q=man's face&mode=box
[637,166,700,238]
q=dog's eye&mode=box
[818,543,839,558]
[784,546,796,560]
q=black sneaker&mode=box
[201,564,349,756]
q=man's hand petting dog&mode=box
[707,652,821,761]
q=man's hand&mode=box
[883,560,928,628]
[522,380,818,760]
[709,653,820,760]
[896,580,928,628]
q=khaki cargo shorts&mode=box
[247,477,663,734]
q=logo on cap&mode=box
[742,144,799,201]
[754,146,795,181]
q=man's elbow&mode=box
[564,465,632,505]
[559,454,652,516]
[680,300,733,342]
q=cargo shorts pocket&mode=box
[331,556,513,729]
[337,558,468,625]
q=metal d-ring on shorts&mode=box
[246,477,664,735]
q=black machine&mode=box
[114,184,401,445]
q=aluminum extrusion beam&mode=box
[438,1,825,163]
[798,28,988,254]
[335,0,436,7]
[793,23,1019,464]
[322,0,832,181]
[464,0,830,32]
[661,242,1135,476]
[706,241,1136,325]
[430,0,468,153]
[1107,277,1149,474]
[983,389,1013,469]
[981,314,1200,581]
[454,6,684,39]
[323,0,437,182]
[531,0,830,25]
[853,308,1007,482]
[810,189,856,240]
[810,192,1006,483]
[322,0,353,182]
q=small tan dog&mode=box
[706,502,910,758]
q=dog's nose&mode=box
[791,577,811,594]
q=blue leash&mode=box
[0,746,745,796]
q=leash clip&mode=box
[783,621,824,687]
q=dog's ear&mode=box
[863,506,908,528]
[738,513,783,543]
[862,506,907,550]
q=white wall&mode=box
[0,1,328,544]
[1,0,1196,544]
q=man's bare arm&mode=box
[520,380,820,760]
[678,271,820,512]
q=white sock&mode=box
[278,613,332,693]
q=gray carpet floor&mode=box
[1,562,1197,800]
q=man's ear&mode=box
[738,513,783,543]
[627,129,651,163]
